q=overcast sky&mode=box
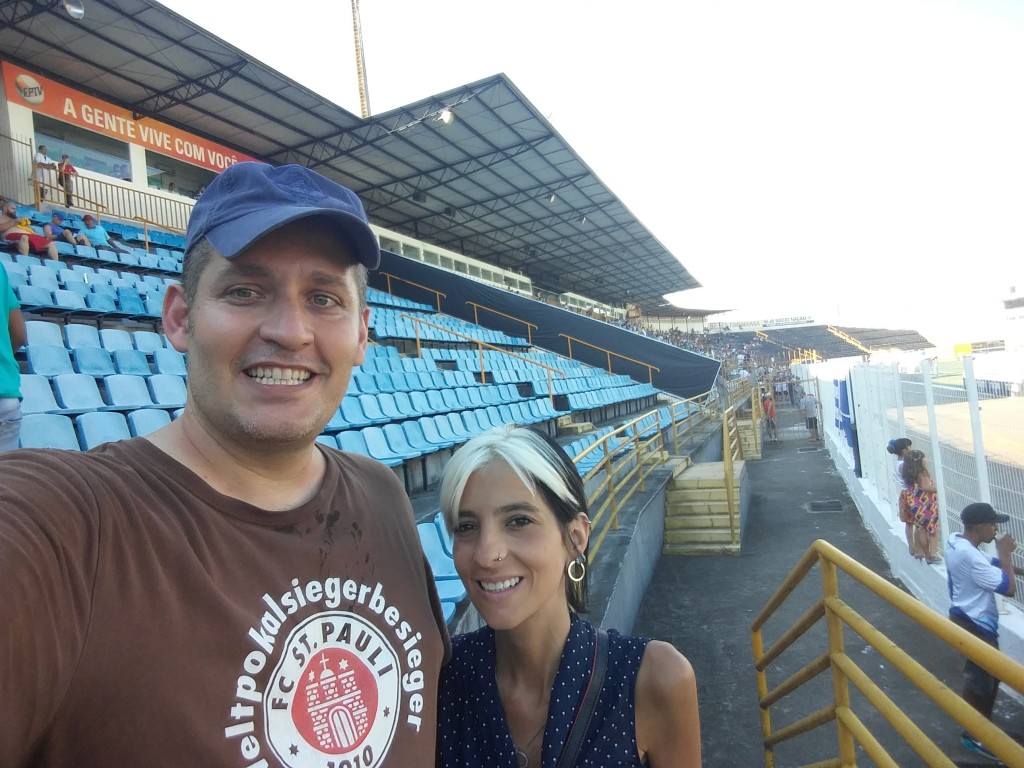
[158,0,1023,348]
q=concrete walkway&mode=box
[634,436,1023,767]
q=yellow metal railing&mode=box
[557,333,660,384]
[752,539,1024,767]
[574,410,666,563]
[381,273,446,312]
[400,314,564,399]
[664,391,717,456]
[721,406,744,545]
[465,301,538,345]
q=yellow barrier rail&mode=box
[663,391,717,456]
[131,216,185,251]
[751,539,1024,767]
[721,406,744,545]
[381,273,446,312]
[557,333,660,383]
[400,314,564,399]
[574,409,666,563]
[465,301,538,345]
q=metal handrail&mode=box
[751,539,1024,767]
[380,273,446,311]
[574,409,666,563]
[557,333,660,383]
[721,406,743,545]
[465,301,538,345]
[399,314,564,399]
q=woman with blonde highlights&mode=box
[436,424,701,767]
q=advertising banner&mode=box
[3,62,256,173]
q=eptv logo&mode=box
[15,74,44,104]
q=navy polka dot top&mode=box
[437,613,650,767]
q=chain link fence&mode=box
[819,357,1024,613]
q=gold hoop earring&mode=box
[567,554,586,583]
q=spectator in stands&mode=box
[0,199,59,261]
[167,182,176,194]
[43,211,76,245]
[0,264,26,451]
[901,449,942,563]
[886,437,920,559]
[74,213,129,254]
[56,153,77,207]
[0,162,450,766]
[800,388,819,441]
[437,425,701,767]
[762,391,778,443]
[947,502,1022,761]
[33,144,57,199]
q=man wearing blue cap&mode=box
[0,162,450,767]
[947,502,1022,761]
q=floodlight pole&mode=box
[351,0,371,118]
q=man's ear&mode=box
[163,283,190,353]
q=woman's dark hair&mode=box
[886,437,912,456]
[901,449,929,486]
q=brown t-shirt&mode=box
[0,439,450,767]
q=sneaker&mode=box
[961,732,1002,763]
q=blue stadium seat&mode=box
[399,420,436,454]
[424,414,461,446]
[28,266,59,292]
[112,349,152,376]
[85,292,118,315]
[115,287,146,317]
[20,413,80,450]
[375,392,404,420]
[336,430,371,458]
[76,411,131,449]
[27,345,74,377]
[336,397,375,429]
[127,408,172,437]
[53,373,112,414]
[148,374,186,408]
[72,347,116,377]
[15,285,55,311]
[443,412,476,440]
[25,320,64,347]
[356,394,388,424]
[361,426,416,465]
[20,374,69,415]
[51,289,88,314]
[63,323,100,350]
[381,423,423,461]
[152,348,187,376]
[104,374,157,409]
[416,522,460,580]
[133,330,165,354]
[434,512,455,557]
[99,328,134,352]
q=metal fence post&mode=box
[962,356,991,504]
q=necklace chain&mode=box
[513,721,546,768]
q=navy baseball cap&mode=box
[185,162,380,269]
[961,502,1009,526]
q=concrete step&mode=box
[664,513,734,529]
[667,486,738,503]
[664,528,738,546]
[663,541,741,557]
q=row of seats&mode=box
[316,399,562,466]
[15,284,162,320]
[22,409,175,451]
[18,207,187,250]
[26,345,185,378]
[366,287,432,312]
[325,388,559,432]
[22,373,185,415]
[4,260,175,292]
[25,321,171,353]
[369,307,530,347]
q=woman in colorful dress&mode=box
[886,438,919,558]
[901,449,942,564]
[436,424,701,767]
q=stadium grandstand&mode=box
[3,3,1023,766]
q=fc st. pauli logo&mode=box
[265,612,400,767]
